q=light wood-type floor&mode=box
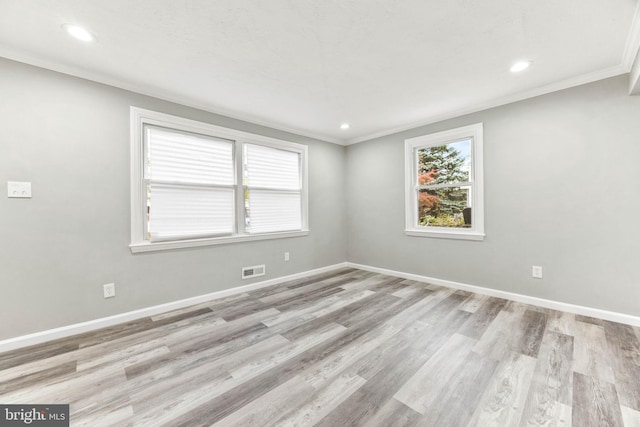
[1,268,640,426]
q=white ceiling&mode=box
[1,0,639,145]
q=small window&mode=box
[405,123,484,240]
[130,108,308,252]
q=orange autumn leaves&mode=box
[418,170,439,213]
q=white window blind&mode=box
[245,143,302,233]
[145,126,235,242]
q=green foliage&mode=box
[418,144,468,219]
[418,145,467,185]
[420,214,467,228]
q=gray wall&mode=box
[346,74,640,317]
[0,58,347,340]
[2,57,639,342]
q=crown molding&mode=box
[345,64,628,145]
[3,23,636,149]
[622,1,640,71]
[0,49,345,146]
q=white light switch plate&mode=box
[7,181,32,198]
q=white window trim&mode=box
[404,123,485,241]
[130,107,309,253]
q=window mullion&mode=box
[245,186,301,193]
[145,179,234,190]
[416,181,471,191]
[235,141,245,235]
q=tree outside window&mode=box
[417,139,471,228]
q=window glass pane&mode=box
[246,190,302,233]
[148,184,234,241]
[245,144,300,190]
[418,187,471,228]
[146,126,234,185]
[417,139,471,185]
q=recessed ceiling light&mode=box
[62,24,95,42]
[340,123,350,130]
[510,60,532,73]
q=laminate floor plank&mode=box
[283,268,360,290]
[254,268,358,297]
[2,362,128,405]
[417,292,468,324]
[256,273,356,305]
[270,285,345,312]
[167,308,278,354]
[273,371,367,426]
[337,273,390,292]
[0,313,225,385]
[301,323,400,389]
[391,282,426,299]
[573,321,616,383]
[458,297,508,339]
[546,310,576,336]
[0,341,79,371]
[355,307,471,381]
[394,333,478,414]
[517,309,548,358]
[384,287,449,330]
[2,268,639,426]
[467,351,537,427]
[229,322,346,381]
[576,314,605,326]
[315,329,462,426]
[473,306,528,361]
[418,350,498,426]
[0,360,77,394]
[460,292,489,313]
[572,371,623,427]
[178,292,249,317]
[261,288,375,329]
[365,398,422,427]
[519,331,574,427]
[313,312,472,426]
[211,375,315,427]
[368,276,407,294]
[73,404,135,427]
[210,297,269,322]
[127,336,299,424]
[603,320,640,411]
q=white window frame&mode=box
[130,107,308,253]
[404,123,484,241]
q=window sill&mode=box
[130,230,309,253]
[405,228,485,241]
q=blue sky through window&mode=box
[450,139,471,175]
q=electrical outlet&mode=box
[284,252,290,262]
[103,283,116,298]
[7,181,32,198]
[532,266,543,279]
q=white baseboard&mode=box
[347,262,640,327]
[0,263,348,353]
[3,261,638,353]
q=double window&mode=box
[130,108,308,252]
[404,123,484,240]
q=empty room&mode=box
[1,1,640,426]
